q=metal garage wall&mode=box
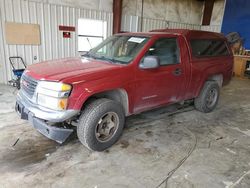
[121,14,219,33]
[142,18,202,32]
[0,0,113,84]
[168,21,201,30]
[121,15,139,32]
[201,25,221,33]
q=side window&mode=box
[191,39,229,57]
[145,38,180,66]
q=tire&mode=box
[194,81,220,113]
[77,98,125,151]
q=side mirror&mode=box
[139,56,160,69]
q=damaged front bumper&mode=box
[16,92,79,143]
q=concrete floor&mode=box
[0,78,250,188]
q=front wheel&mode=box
[77,98,125,151]
[194,81,220,113]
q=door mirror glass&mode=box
[139,56,160,69]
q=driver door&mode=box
[134,36,186,113]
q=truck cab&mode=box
[16,29,233,151]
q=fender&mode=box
[195,70,224,97]
[69,75,133,114]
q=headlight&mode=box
[38,81,72,92]
[36,81,72,111]
[37,94,68,110]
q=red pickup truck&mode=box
[16,29,233,151]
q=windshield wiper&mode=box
[95,56,117,64]
[81,51,92,57]
[82,53,124,65]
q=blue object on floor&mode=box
[8,56,27,89]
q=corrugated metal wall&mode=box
[201,25,221,33]
[0,0,113,83]
[121,14,220,33]
[142,18,202,32]
[121,15,139,32]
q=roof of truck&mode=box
[117,29,226,40]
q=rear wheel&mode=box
[194,81,220,113]
[77,98,125,151]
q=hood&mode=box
[25,57,122,82]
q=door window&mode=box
[144,38,180,66]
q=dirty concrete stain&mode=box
[145,130,153,137]
[0,138,59,173]
[119,140,129,148]
[231,127,250,137]
[136,138,144,142]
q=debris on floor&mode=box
[12,138,20,147]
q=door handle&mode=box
[173,68,182,76]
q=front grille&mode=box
[21,73,38,98]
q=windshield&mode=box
[83,35,149,64]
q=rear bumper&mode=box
[16,92,79,143]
